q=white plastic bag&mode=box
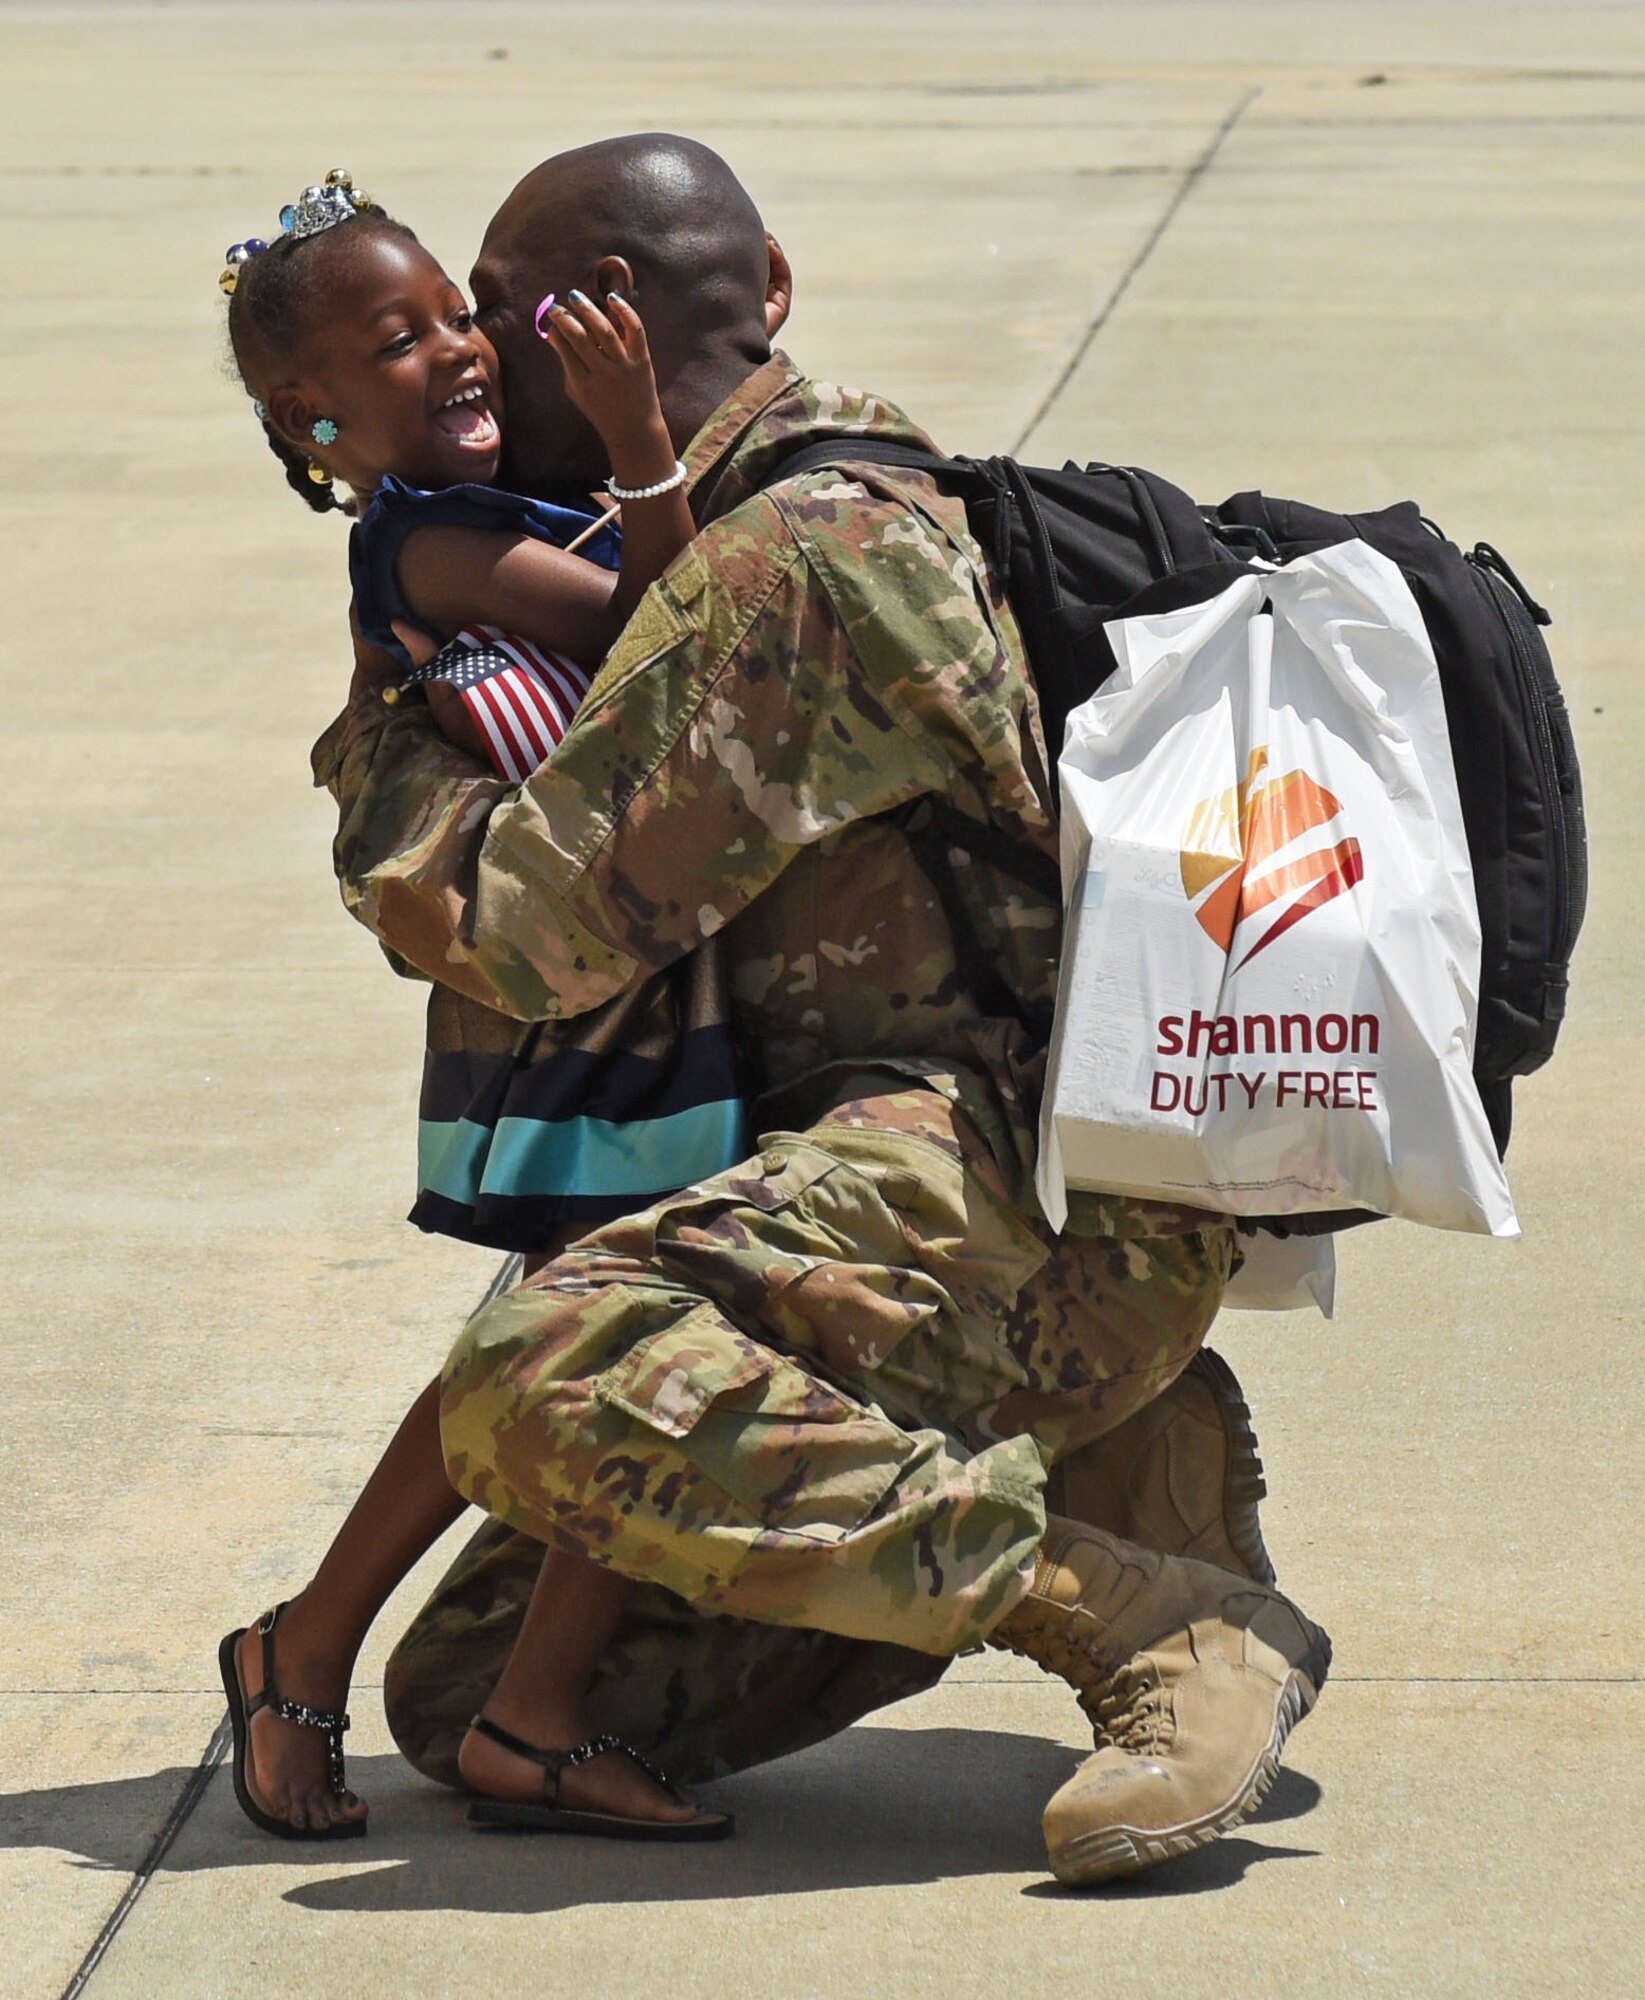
[1223,1229,1336,1317]
[1037,540,1517,1242]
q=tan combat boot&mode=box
[990,1515,1331,1886]
[1047,1347,1276,1587]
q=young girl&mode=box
[229,171,681,744]
[216,173,744,1842]
[230,173,750,1255]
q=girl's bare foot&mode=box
[457,1698,707,1825]
[233,1596,368,1834]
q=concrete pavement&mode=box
[1,4,1640,1994]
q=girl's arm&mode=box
[541,290,695,629]
[393,525,620,667]
[395,292,692,669]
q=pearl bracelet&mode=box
[607,459,689,502]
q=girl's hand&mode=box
[540,291,675,491]
[386,619,499,767]
[349,604,401,702]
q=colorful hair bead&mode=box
[219,237,271,299]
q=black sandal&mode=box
[465,1715,734,1841]
[217,1604,366,1841]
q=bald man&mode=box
[314,136,1328,1884]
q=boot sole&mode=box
[1190,1347,1278,1590]
[1048,1659,1325,1889]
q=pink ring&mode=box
[534,292,557,339]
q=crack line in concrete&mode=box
[10,1673,1645,1697]
[952,1671,1645,1686]
[59,1716,231,2000]
[1012,85,1259,456]
[1234,112,1645,129]
[479,1251,525,1314]
[1312,1674,1645,1686]
[56,1256,523,1994]
[6,1684,392,1696]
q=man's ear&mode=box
[763,233,793,341]
[267,386,313,449]
[591,254,636,306]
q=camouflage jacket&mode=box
[313,354,1185,1236]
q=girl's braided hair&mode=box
[224,208,419,515]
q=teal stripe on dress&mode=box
[418,1098,749,1207]
[418,1115,496,1207]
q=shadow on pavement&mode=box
[1019,1834,1321,1900]
[0,1724,1322,1911]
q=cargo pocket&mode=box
[653,1142,953,1381]
[833,1132,1051,1326]
[594,1315,916,1546]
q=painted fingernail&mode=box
[533,292,557,338]
[570,289,591,305]
[606,290,624,304]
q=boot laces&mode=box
[989,1610,1108,1694]
[1088,1660,1175,1755]
[991,1618,1175,1753]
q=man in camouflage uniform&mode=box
[316,134,1329,1883]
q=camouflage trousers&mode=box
[385,1087,1232,1786]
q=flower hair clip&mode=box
[219,168,375,295]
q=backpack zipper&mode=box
[1084,462,1174,576]
[1466,554,1582,1042]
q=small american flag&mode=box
[412,624,594,781]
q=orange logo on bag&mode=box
[1181,747,1364,968]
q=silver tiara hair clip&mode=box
[220,167,375,296]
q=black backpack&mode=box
[763,441,1587,1165]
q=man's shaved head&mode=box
[500,136,770,345]
[472,134,781,493]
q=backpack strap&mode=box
[890,798,1058,1040]
[755,438,1025,567]
[754,439,1059,1038]
[753,436,958,488]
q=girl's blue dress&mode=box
[349,475,622,667]
[349,476,748,1251]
